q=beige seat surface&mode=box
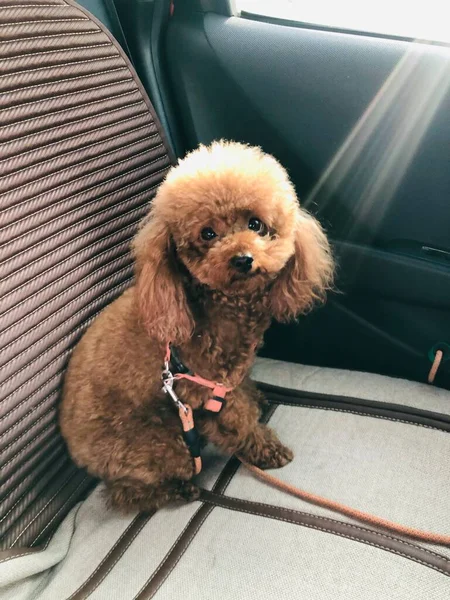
[1,359,449,599]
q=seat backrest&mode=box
[0,0,172,550]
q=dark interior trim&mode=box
[257,382,450,432]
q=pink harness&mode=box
[163,343,233,412]
[161,343,234,475]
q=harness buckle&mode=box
[162,370,188,414]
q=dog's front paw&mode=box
[175,481,201,503]
[251,441,294,470]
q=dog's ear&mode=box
[269,209,334,322]
[132,215,194,344]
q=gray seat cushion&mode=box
[2,360,449,599]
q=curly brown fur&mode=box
[60,141,334,513]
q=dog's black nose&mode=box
[230,254,253,273]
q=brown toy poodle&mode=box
[60,141,334,512]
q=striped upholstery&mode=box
[0,0,172,549]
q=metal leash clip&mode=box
[162,369,188,414]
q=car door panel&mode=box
[161,8,450,388]
[109,2,450,388]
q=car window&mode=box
[235,0,450,44]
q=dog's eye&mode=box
[200,227,217,241]
[248,217,265,235]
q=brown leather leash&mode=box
[239,458,450,546]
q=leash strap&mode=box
[178,405,202,476]
[239,458,450,547]
[161,371,203,475]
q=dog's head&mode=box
[133,141,333,343]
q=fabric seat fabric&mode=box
[0,0,173,551]
[1,360,449,599]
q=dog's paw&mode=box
[252,442,294,470]
[175,481,201,503]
